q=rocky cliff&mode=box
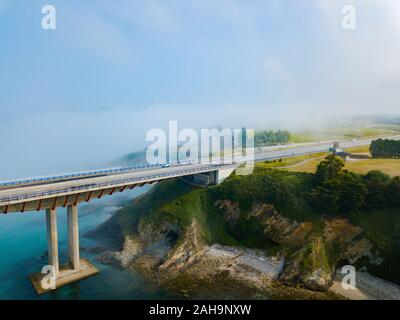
[92,174,377,299]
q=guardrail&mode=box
[0,135,390,189]
[0,136,378,205]
[0,163,164,188]
[0,156,240,188]
[0,163,233,204]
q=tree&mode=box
[308,181,340,215]
[309,171,367,215]
[370,139,400,158]
[388,177,400,207]
[309,155,370,215]
[314,155,344,185]
[336,171,368,213]
[363,170,391,208]
[254,130,291,147]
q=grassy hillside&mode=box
[141,182,239,246]
[97,160,400,286]
[96,168,321,252]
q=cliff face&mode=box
[216,200,373,291]
[93,177,375,299]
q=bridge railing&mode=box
[0,145,321,191]
[0,164,233,204]
[0,149,249,188]
[0,136,390,189]
[0,163,165,188]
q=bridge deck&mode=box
[0,163,233,213]
[1,136,399,214]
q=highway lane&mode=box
[0,163,168,189]
[0,163,225,204]
[1,135,399,205]
[0,137,365,187]
[3,135,398,189]
[254,139,362,161]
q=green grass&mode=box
[290,132,341,143]
[114,179,194,236]
[345,159,400,177]
[112,179,240,247]
[336,127,395,138]
[300,238,331,275]
[258,153,327,169]
[140,183,239,246]
[286,157,400,177]
[285,158,322,174]
[344,145,370,153]
[290,127,397,144]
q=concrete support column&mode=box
[67,205,80,270]
[46,208,59,276]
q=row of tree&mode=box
[309,155,400,215]
[254,130,291,147]
[370,139,400,158]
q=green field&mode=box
[290,127,398,143]
[258,152,327,169]
[285,157,400,177]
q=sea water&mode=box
[0,188,179,300]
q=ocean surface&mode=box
[0,187,179,300]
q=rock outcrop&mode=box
[96,197,373,297]
[215,200,373,291]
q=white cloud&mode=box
[274,0,400,114]
[2,0,400,180]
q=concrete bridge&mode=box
[1,135,398,294]
[0,162,237,294]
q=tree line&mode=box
[214,154,399,218]
[370,139,400,158]
[254,130,290,147]
[309,155,400,215]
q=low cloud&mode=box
[0,104,326,179]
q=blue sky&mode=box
[1,0,400,178]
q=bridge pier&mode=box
[29,205,99,295]
[46,208,59,275]
[67,205,80,270]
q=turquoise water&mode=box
[0,189,178,300]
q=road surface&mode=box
[1,135,399,208]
